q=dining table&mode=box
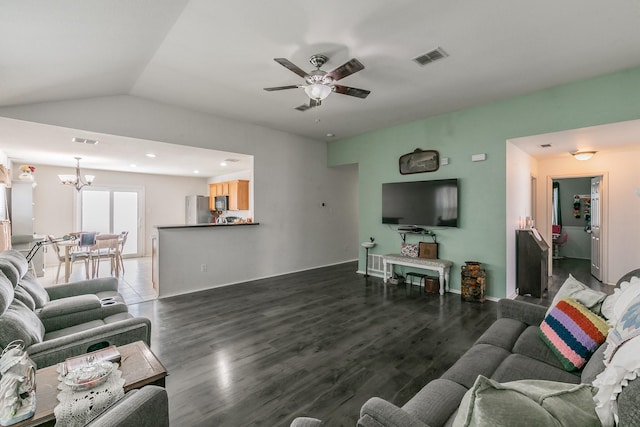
[58,233,125,282]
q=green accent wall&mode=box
[328,66,640,298]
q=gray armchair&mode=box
[0,249,151,368]
[87,385,169,427]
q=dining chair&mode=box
[70,232,98,280]
[48,234,91,283]
[91,234,120,278]
[116,231,129,275]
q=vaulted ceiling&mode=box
[2,1,640,173]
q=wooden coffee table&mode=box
[14,341,168,427]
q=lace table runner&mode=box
[54,362,125,427]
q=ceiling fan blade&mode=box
[294,99,321,111]
[264,85,300,91]
[327,58,364,81]
[333,85,371,99]
[274,58,308,78]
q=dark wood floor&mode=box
[517,257,615,306]
[128,262,498,426]
[126,258,607,426]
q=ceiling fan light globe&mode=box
[304,84,332,101]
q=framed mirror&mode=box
[399,149,439,174]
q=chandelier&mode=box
[58,157,95,191]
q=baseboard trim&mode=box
[158,258,359,300]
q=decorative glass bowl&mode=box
[63,361,114,391]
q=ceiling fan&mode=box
[264,54,371,111]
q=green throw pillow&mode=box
[453,376,600,427]
[547,274,607,316]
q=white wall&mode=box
[0,95,360,295]
[505,142,537,297]
[0,150,7,220]
[30,163,208,265]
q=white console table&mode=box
[383,254,453,295]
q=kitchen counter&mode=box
[152,222,263,298]
[155,222,259,230]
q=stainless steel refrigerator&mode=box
[185,195,213,224]
[7,181,45,276]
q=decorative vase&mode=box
[18,172,34,182]
[0,340,37,425]
[461,261,486,303]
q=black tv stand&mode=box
[398,226,425,233]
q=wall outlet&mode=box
[200,264,207,272]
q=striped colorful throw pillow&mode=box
[539,297,609,371]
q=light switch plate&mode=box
[440,157,449,166]
[472,153,486,162]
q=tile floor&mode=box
[38,256,157,305]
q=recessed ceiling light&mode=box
[130,164,137,168]
[220,162,227,167]
[326,133,335,138]
[193,170,200,174]
[146,153,156,158]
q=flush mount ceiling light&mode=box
[572,151,597,161]
[58,157,95,191]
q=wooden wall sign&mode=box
[399,149,439,174]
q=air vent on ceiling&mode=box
[224,158,240,163]
[413,47,449,66]
[72,137,99,145]
[540,144,552,148]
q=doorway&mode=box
[78,187,144,257]
[549,174,605,281]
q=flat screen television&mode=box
[382,179,459,227]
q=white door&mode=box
[80,188,142,257]
[590,177,602,280]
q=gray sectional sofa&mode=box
[87,385,169,427]
[292,269,640,427]
[0,249,151,368]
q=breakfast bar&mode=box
[152,222,260,299]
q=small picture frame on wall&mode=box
[399,149,439,174]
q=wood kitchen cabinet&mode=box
[228,180,249,210]
[209,179,249,211]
